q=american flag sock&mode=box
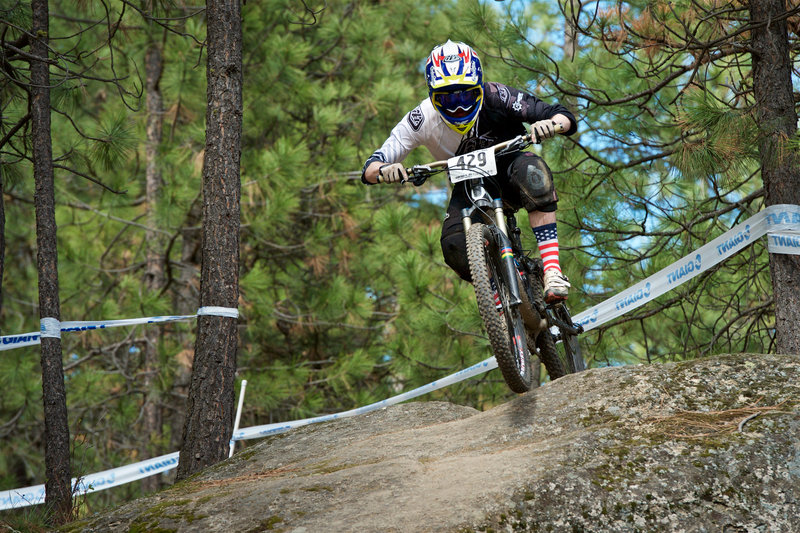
[532,222,561,273]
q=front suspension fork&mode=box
[464,200,522,307]
[496,230,522,307]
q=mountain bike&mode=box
[381,126,585,393]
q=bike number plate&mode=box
[447,147,497,184]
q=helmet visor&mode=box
[432,87,483,119]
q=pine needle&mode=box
[646,400,794,440]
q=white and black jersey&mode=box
[361,81,577,182]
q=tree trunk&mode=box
[31,0,72,522]
[141,28,165,494]
[750,0,800,354]
[177,0,242,480]
[0,94,5,324]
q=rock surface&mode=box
[66,353,800,532]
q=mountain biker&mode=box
[361,40,577,303]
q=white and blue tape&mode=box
[1,204,798,510]
[39,318,61,339]
[572,204,800,331]
[197,306,239,318]
[0,452,180,510]
[0,360,498,510]
[233,357,498,441]
[767,231,800,255]
[1,309,238,352]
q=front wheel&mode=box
[466,223,533,393]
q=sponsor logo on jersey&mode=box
[456,133,496,155]
[512,92,523,112]
[498,85,510,104]
[408,107,424,131]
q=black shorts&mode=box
[439,152,556,281]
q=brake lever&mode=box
[406,165,432,187]
[495,134,530,156]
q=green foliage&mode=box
[672,90,760,180]
[457,0,788,368]
[89,115,138,173]
[4,0,795,521]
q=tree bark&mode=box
[0,93,5,324]
[177,0,242,480]
[141,26,165,494]
[31,0,72,522]
[750,0,800,354]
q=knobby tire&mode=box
[552,304,585,373]
[466,223,533,393]
[525,263,569,380]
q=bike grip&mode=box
[529,120,566,143]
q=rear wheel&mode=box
[552,304,585,373]
[466,223,532,393]
[535,328,567,380]
[527,263,570,380]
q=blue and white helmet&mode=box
[425,40,484,135]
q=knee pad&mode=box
[508,153,558,212]
[440,231,472,282]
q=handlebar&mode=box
[376,120,565,186]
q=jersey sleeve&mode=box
[360,106,426,184]
[484,82,578,136]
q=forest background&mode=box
[1,0,798,518]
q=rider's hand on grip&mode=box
[378,163,408,184]
[530,120,557,143]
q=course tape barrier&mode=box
[197,306,240,318]
[572,204,800,332]
[233,358,498,441]
[2,309,240,352]
[1,315,197,351]
[40,318,61,339]
[0,452,180,511]
[1,204,798,510]
[767,231,800,255]
[0,360,497,510]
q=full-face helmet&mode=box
[425,40,484,135]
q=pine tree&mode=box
[176,0,242,479]
[463,0,800,361]
[30,0,71,522]
[140,0,166,494]
[749,0,800,354]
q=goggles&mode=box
[432,87,483,114]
